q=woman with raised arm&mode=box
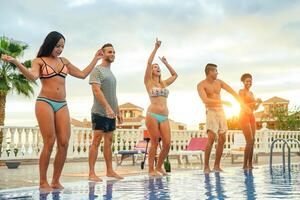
[1,31,103,191]
[144,38,178,177]
[239,73,262,170]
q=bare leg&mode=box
[51,107,71,189]
[146,114,161,177]
[248,122,256,169]
[213,133,225,172]
[35,101,56,192]
[88,131,103,182]
[204,131,216,174]
[241,123,253,170]
[104,132,123,179]
[155,120,171,176]
[148,139,160,177]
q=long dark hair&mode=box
[37,31,65,58]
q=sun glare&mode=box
[223,102,241,118]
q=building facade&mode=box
[71,102,187,130]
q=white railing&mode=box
[0,125,299,161]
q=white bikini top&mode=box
[149,87,169,98]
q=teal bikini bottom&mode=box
[147,112,168,123]
[37,97,67,112]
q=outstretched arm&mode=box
[1,54,40,81]
[221,80,240,101]
[159,56,178,87]
[144,38,161,84]
[197,83,231,106]
[65,49,103,79]
[223,80,251,112]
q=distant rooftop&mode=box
[263,96,289,104]
[119,102,144,110]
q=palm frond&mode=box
[0,67,11,93]
[23,60,32,69]
[9,73,35,97]
[0,36,28,58]
[0,36,35,97]
[0,37,9,51]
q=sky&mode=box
[1,0,300,129]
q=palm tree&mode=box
[0,36,36,153]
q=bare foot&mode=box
[149,170,162,177]
[39,182,53,193]
[203,168,211,174]
[51,182,64,190]
[213,167,224,173]
[106,171,124,179]
[156,168,167,176]
[89,174,102,182]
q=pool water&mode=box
[0,164,299,200]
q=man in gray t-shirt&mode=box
[88,43,123,181]
[89,64,118,116]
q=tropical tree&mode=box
[0,36,36,153]
[271,106,300,131]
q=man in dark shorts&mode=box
[88,43,123,181]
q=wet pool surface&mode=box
[0,164,299,199]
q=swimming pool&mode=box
[0,164,299,199]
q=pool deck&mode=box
[0,154,298,190]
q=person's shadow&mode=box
[89,180,117,200]
[88,181,99,200]
[144,177,171,200]
[204,172,227,200]
[204,174,213,199]
[39,189,62,200]
[244,170,256,200]
[215,172,227,200]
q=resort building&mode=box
[71,102,187,130]
[254,96,289,129]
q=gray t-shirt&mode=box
[89,65,118,116]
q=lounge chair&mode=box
[114,140,149,166]
[171,138,208,164]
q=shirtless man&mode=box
[197,63,250,174]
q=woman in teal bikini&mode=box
[1,31,103,191]
[144,38,178,176]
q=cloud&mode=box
[66,0,96,7]
[1,0,300,126]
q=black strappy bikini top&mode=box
[40,57,68,79]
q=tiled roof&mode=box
[119,102,143,110]
[263,96,289,104]
[71,118,91,128]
